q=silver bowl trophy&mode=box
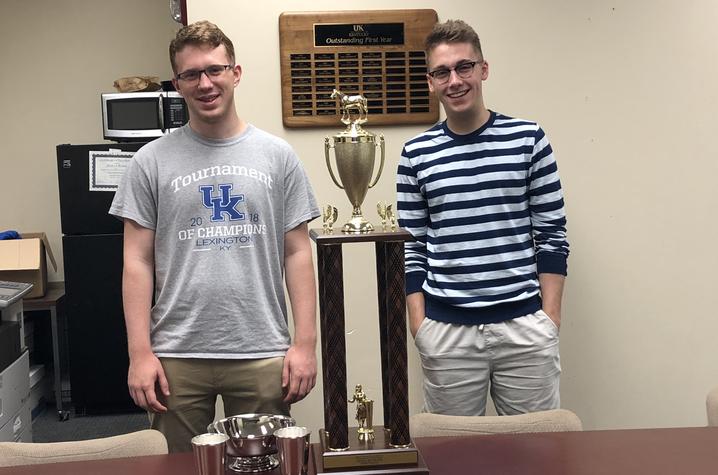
[208,413,295,472]
[324,89,385,233]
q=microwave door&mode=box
[102,92,165,141]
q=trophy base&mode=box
[342,215,374,234]
[227,454,279,472]
[314,427,428,474]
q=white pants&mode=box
[414,310,561,416]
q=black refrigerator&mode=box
[56,143,145,414]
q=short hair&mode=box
[169,20,235,73]
[425,19,483,60]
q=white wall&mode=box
[0,0,178,276]
[2,0,716,437]
[187,0,718,433]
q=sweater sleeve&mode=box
[396,147,428,293]
[528,127,569,275]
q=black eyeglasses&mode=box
[427,60,482,84]
[175,64,233,82]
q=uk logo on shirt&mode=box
[199,184,244,222]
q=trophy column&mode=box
[310,229,428,475]
[316,240,349,450]
[376,240,410,447]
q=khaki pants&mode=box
[150,357,288,452]
[414,310,561,416]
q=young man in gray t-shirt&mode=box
[110,20,319,452]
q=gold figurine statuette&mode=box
[348,384,374,442]
[377,201,397,232]
[322,204,338,234]
[324,89,385,233]
[331,89,368,126]
[386,203,397,231]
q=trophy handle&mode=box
[324,137,344,190]
[368,135,385,189]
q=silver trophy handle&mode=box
[324,137,344,189]
[368,135,385,189]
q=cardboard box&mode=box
[0,233,57,299]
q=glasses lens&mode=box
[456,62,476,78]
[178,70,200,81]
[432,70,450,83]
[206,65,227,76]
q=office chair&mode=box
[410,408,583,437]
[0,429,168,467]
[707,385,718,426]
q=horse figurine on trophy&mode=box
[331,89,368,125]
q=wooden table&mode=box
[2,427,718,474]
[22,281,69,421]
[415,427,718,475]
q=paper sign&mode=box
[88,150,135,191]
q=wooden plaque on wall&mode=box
[279,10,439,128]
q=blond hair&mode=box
[169,20,235,73]
[425,19,483,59]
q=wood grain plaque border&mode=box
[279,10,439,128]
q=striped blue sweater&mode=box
[396,111,569,325]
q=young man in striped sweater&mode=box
[396,20,569,416]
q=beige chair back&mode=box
[707,386,718,427]
[410,409,582,438]
[0,429,168,467]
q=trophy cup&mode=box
[325,89,385,233]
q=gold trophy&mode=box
[325,89,385,233]
[348,384,374,443]
[322,204,338,234]
[377,202,397,232]
[312,96,427,473]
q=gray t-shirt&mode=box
[110,124,319,358]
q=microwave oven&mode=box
[101,91,189,141]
